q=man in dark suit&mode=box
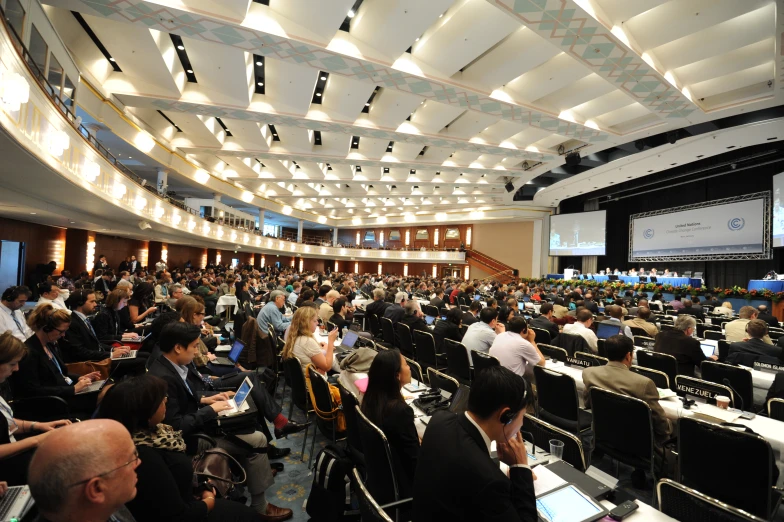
[727,319,784,367]
[383,292,407,325]
[765,372,784,405]
[582,291,599,314]
[399,300,430,336]
[365,288,389,318]
[92,255,108,275]
[61,290,128,362]
[462,300,482,326]
[148,322,292,521]
[413,366,536,521]
[118,256,131,273]
[757,305,780,329]
[430,288,446,311]
[530,302,559,344]
[654,315,716,376]
[677,299,705,320]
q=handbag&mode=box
[192,447,247,498]
[66,358,112,379]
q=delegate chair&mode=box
[394,322,415,359]
[633,335,656,350]
[411,330,446,374]
[533,365,591,435]
[472,351,500,375]
[631,365,670,390]
[367,313,383,339]
[522,414,588,472]
[351,468,411,522]
[380,317,398,348]
[575,351,608,367]
[307,366,346,465]
[403,356,424,385]
[426,368,459,395]
[768,398,784,421]
[717,340,732,362]
[678,417,781,520]
[700,360,754,411]
[444,339,472,385]
[636,350,678,391]
[657,479,766,522]
[555,333,589,357]
[282,357,313,462]
[336,378,365,468]
[674,375,735,408]
[629,326,651,338]
[531,327,551,345]
[705,330,725,341]
[539,343,568,363]
[590,388,656,487]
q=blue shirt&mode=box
[257,301,291,335]
[165,357,193,396]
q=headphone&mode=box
[42,308,59,333]
[500,383,529,425]
[2,285,30,302]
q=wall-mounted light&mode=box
[464,265,470,279]
[161,246,168,263]
[282,205,293,215]
[379,231,384,246]
[334,260,339,272]
[466,227,472,247]
[403,263,409,277]
[48,130,70,157]
[434,228,439,246]
[86,239,96,273]
[0,71,29,111]
[317,216,327,224]
[356,231,360,245]
[405,230,410,246]
[83,160,100,182]
[173,213,182,226]
[195,169,210,184]
[112,182,127,199]
[377,263,382,275]
[134,131,155,153]
[134,196,147,209]
[261,255,265,268]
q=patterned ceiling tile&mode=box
[69,0,608,142]
[492,0,698,119]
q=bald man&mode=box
[28,419,140,522]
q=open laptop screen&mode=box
[228,339,245,363]
[234,378,253,408]
[425,315,435,326]
[700,343,716,358]
[341,330,359,349]
[596,322,621,340]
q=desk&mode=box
[748,280,784,292]
[689,340,773,405]
[543,360,784,482]
[546,274,701,287]
[215,295,239,316]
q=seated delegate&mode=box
[282,306,339,376]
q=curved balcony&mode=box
[0,9,465,265]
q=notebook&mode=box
[213,339,245,366]
[218,377,254,416]
[536,484,608,522]
[596,322,621,340]
[700,343,716,358]
[0,485,34,522]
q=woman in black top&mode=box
[96,375,259,522]
[128,282,157,324]
[432,308,463,352]
[92,288,133,341]
[361,349,419,499]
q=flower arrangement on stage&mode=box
[524,278,784,303]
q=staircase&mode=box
[465,249,516,283]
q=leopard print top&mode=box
[132,424,186,453]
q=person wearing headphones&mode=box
[61,290,131,363]
[413,366,535,521]
[0,286,34,341]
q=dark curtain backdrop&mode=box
[556,160,784,289]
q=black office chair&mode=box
[8,395,70,423]
[767,328,784,341]
[394,322,415,358]
[533,365,591,435]
[700,360,754,411]
[337,378,365,468]
[444,339,472,385]
[697,323,721,337]
[380,317,398,348]
[705,330,725,341]
[531,327,551,345]
[539,343,568,362]
[351,468,411,522]
[633,335,656,350]
[403,356,424,385]
[555,333,589,357]
[472,351,500,374]
[590,387,656,485]
[768,398,784,421]
[657,479,766,522]
[411,330,446,374]
[674,375,735,408]
[367,312,383,339]
[282,357,313,461]
[636,350,678,391]
[421,304,439,318]
[678,417,781,519]
[426,368,459,395]
[355,407,407,521]
[628,326,651,338]
[631,365,670,390]
[596,338,607,358]
[522,414,588,472]
[574,351,608,366]
[308,365,346,463]
[716,340,732,362]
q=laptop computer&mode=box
[218,377,254,416]
[473,294,481,301]
[596,322,621,340]
[75,379,108,395]
[0,485,34,521]
[213,339,245,366]
[111,333,151,360]
[425,315,436,326]
[339,330,359,351]
[700,342,716,358]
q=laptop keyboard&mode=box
[0,486,22,518]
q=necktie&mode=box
[8,310,24,335]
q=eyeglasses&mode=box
[195,312,206,316]
[54,327,69,335]
[67,449,139,488]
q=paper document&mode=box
[690,403,741,423]
[533,465,568,497]
[657,388,677,399]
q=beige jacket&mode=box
[725,318,773,344]
[623,317,659,338]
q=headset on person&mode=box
[1,285,30,302]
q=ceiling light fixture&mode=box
[347,9,355,17]
[256,60,262,66]
[177,45,184,50]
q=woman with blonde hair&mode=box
[11,305,102,415]
[714,301,734,318]
[282,306,338,375]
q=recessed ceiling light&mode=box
[320,76,326,80]
[109,57,115,62]
[347,9,355,17]
[439,13,444,17]
[365,103,370,106]
[415,37,420,42]
[30,212,36,214]
[177,45,184,50]
[273,134,278,137]
[316,92,322,97]
[70,221,75,224]
[187,69,193,73]
[256,61,262,66]
[257,82,264,86]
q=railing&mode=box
[0,3,200,218]
[466,249,515,273]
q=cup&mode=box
[549,439,565,460]
[715,395,730,410]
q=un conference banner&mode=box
[631,198,765,258]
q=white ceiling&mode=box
[40,0,784,225]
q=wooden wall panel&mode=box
[0,217,66,283]
[64,228,89,275]
[94,234,146,272]
[166,244,207,271]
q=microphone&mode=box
[521,430,536,454]
[721,378,744,412]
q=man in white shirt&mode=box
[155,259,167,272]
[562,309,598,352]
[287,282,301,306]
[462,308,505,364]
[36,282,69,313]
[489,317,545,379]
[0,285,34,341]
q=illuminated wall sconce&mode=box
[434,228,439,246]
[334,260,339,272]
[161,246,168,263]
[261,255,265,268]
[282,205,293,215]
[154,206,165,218]
[195,169,210,184]
[405,230,410,246]
[299,259,303,272]
[134,196,147,210]
[134,131,155,153]
[215,252,221,265]
[355,231,360,245]
[377,263,382,275]
[432,264,437,277]
[290,257,295,268]
[172,213,182,226]
[112,182,127,199]
[464,265,470,279]
[217,228,224,238]
[379,231,384,246]
[48,130,70,157]
[354,262,358,273]
[83,160,100,182]
[86,240,96,273]
[230,231,237,241]
[403,263,409,277]
[0,71,29,111]
[317,216,327,224]
[466,227,472,246]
